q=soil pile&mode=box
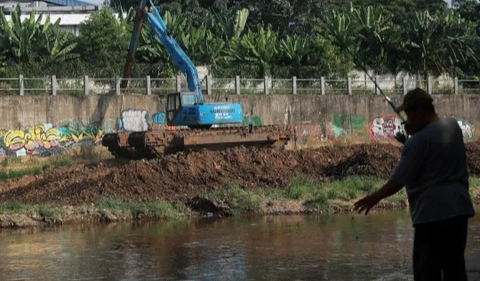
[0,142,479,205]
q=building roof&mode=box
[43,0,94,6]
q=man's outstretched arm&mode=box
[354,178,404,215]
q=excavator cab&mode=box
[166,92,196,124]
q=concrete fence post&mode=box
[115,75,121,95]
[402,77,407,95]
[347,77,352,95]
[235,75,241,95]
[320,76,325,95]
[454,77,459,95]
[84,75,89,95]
[264,76,269,95]
[51,75,57,96]
[146,75,151,95]
[176,75,181,92]
[427,77,432,95]
[292,76,297,95]
[375,76,380,95]
[206,75,212,95]
[19,74,24,96]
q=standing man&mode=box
[354,88,476,280]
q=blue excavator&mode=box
[102,0,293,159]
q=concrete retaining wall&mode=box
[0,94,477,157]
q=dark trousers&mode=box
[413,216,469,281]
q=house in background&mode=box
[0,0,112,36]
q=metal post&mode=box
[206,75,212,95]
[19,74,24,96]
[235,75,241,95]
[264,76,269,95]
[84,75,89,95]
[320,76,325,95]
[176,75,181,92]
[115,75,121,95]
[347,77,352,95]
[292,76,297,95]
[146,75,151,95]
[454,77,458,95]
[375,76,380,95]
[402,77,407,95]
[51,75,57,96]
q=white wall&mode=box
[3,12,119,36]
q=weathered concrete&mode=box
[1,94,479,130]
[0,94,478,157]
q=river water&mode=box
[1,208,479,281]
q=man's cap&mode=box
[394,87,434,113]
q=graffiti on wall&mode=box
[331,113,365,137]
[242,115,262,127]
[455,119,475,140]
[0,122,103,157]
[118,109,151,132]
[369,115,406,140]
[296,124,325,145]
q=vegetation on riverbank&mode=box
[0,147,112,182]
[1,176,479,229]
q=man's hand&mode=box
[354,193,381,215]
[354,179,404,215]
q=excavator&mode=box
[101,0,293,159]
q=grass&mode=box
[0,146,112,182]
[0,174,479,228]
[94,197,187,220]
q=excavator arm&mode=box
[120,0,204,105]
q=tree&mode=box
[225,25,279,76]
[77,7,130,77]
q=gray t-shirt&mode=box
[390,117,476,226]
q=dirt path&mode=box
[1,142,480,206]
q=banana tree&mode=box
[278,35,310,66]
[0,7,54,64]
[323,5,393,74]
[136,10,189,77]
[40,29,79,66]
[208,8,249,40]
[182,24,226,70]
[225,25,279,76]
[395,9,478,81]
[352,5,393,73]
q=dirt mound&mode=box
[0,142,479,205]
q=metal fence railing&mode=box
[0,74,476,96]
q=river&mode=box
[1,208,479,281]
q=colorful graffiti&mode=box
[0,122,103,157]
[296,124,325,145]
[118,109,150,132]
[242,115,262,127]
[153,112,166,125]
[331,113,365,137]
[456,119,475,140]
[369,115,406,140]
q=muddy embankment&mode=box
[1,142,480,228]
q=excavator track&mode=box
[102,125,295,160]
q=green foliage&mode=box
[77,7,129,77]
[1,1,480,80]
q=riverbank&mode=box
[1,143,480,229]
[0,176,479,228]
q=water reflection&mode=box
[0,208,479,281]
